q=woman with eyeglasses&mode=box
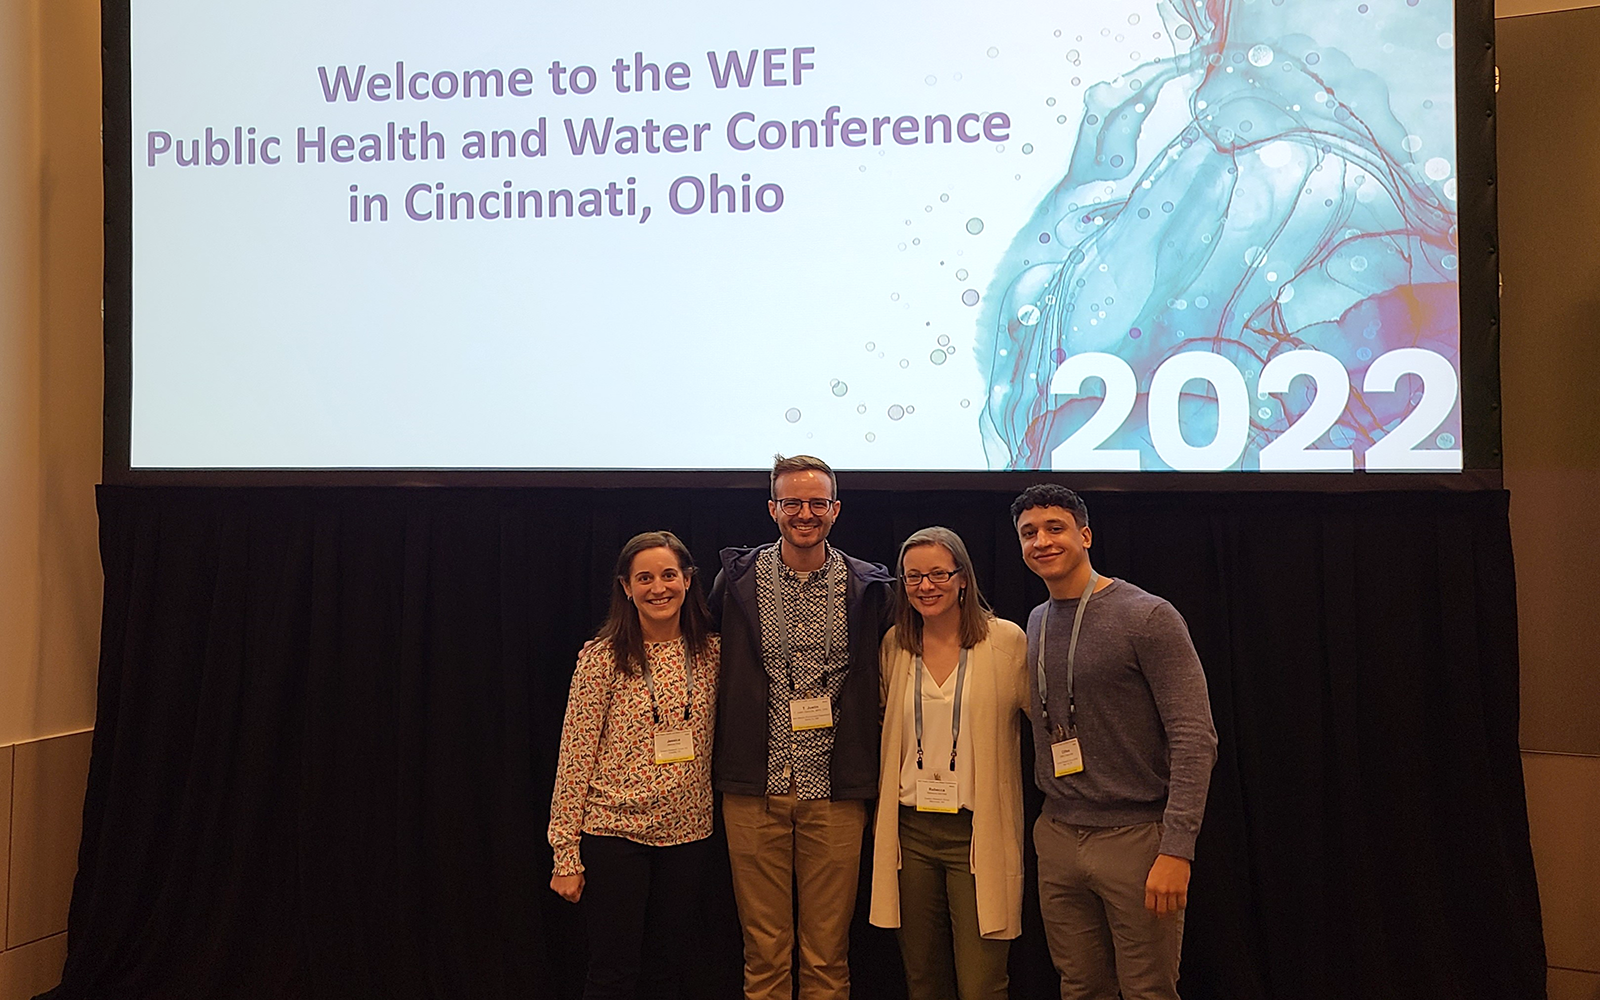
[869,526,1029,1000]
[548,530,720,1000]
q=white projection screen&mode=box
[117,0,1488,475]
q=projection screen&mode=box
[119,0,1479,473]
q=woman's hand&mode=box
[550,873,585,903]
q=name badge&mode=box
[1051,738,1084,777]
[789,696,833,731]
[916,778,960,813]
[653,730,695,764]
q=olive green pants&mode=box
[895,806,1011,1000]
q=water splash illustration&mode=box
[978,0,1459,469]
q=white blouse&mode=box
[897,656,976,811]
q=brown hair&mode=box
[770,454,837,499]
[893,526,993,655]
[596,531,714,675]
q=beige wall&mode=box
[0,0,102,995]
[0,0,102,747]
[1498,3,1600,999]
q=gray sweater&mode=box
[1025,578,1218,859]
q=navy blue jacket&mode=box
[709,544,895,800]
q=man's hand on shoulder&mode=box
[1144,853,1191,916]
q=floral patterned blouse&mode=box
[548,634,721,875]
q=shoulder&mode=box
[718,545,765,578]
[839,549,894,586]
[574,639,618,682]
[988,617,1027,648]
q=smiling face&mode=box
[622,545,690,637]
[768,468,839,553]
[1015,505,1093,596]
[900,543,965,624]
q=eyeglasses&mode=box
[775,497,836,516]
[902,569,962,587]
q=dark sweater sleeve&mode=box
[1137,600,1218,860]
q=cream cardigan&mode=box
[868,619,1030,940]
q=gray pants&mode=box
[1034,816,1184,1000]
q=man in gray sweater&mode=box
[1012,484,1217,1000]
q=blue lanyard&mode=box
[914,647,969,772]
[1036,572,1098,740]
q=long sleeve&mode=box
[1136,601,1218,860]
[547,644,613,876]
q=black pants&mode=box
[580,833,710,1000]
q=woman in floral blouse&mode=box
[548,530,721,1000]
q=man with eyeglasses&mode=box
[710,454,895,1000]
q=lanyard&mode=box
[641,643,695,726]
[771,545,839,695]
[1036,572,1098,740]
[914,647,969,772]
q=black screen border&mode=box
[101,0,1501,490]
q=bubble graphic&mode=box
[961,289,981,307]
[1017,305,1041,325]
[955,268,969,280]
[900,359,910,368]
[1350,255,1368,272]
[925,75,937,86]
[1248,44,1274,67]
[906,406,915,415]
[1278,284,1296,303]
[1130,327,1142,339]
[1022,143,1034,154]
[1305,51,1321,65]
[864,341,875,351]
[1442,254,1458,270]
[965,218,985,235]
[1436,433,1456,448]
[1244,246,1268,266]
[1443,178,1458,201]
[1175,23,1193,39]
[888,405,906,421]
[1437,32,1453,48]
[940,193,950,202]
[785,408,802,423]
[960,399,971,408]
[930,350,948,365]
[987,46,999,57]
[1129,12,1141,23]
[1358,3,1368,12]
[1067,49,1080,61]
[1402,134,1424,153]
[857,403,867,414]
[1259,407,1273,419]
[890,292,900,301]
[1424,157,1452,181]
[1195,296,1209,308]
[831,380,849,397]
[946,346,956,356]
[1357,347,1373,361]
[866,432,877,442]
[1038,232,1051,244]
[1046,97,1056,107]
[937,334,951,347]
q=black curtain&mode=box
[45,485,1545,1000]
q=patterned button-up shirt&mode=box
[756,543,850,799]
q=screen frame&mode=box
[100,0,1501,489]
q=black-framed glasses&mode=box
[775,497,836,515]
[902,568,962,587]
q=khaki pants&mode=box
[1034,816,1184,1000]
[895,806,1010,1000]
[723,789,867,1000]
